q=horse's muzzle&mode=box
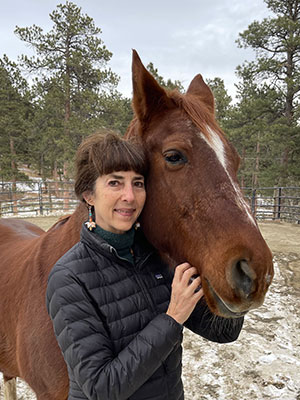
[206,279,249,318]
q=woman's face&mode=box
[85,170,146,234]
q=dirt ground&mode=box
[258,220,300,254]
[0,218,299,399]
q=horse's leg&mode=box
[3,376,17,400]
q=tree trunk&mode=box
[281,27,295,180]
[252,133,260,188]
[9,136,18,214]
[240,146,246,187]
[52,160,60,197]
[63,41,71,179]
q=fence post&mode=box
[277,187,282,220]
[48,183,53,213]
[10,182,18,215]
[251,188,257,217]
[39,182,43,216]
[63,182,70,212]
[274,187,278,220]
[9,185,13,214]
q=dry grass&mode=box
[18,216,62,231]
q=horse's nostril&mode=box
[230,259,256,298]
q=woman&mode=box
[46,132,244,400]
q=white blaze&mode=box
[199,127,256,226]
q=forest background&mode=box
[1,0,300,188]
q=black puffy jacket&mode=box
[46,224,244,400]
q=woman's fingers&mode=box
[173,262,203,296]
[173,262,191,283]
[173,263,201,291]
[181,266,199,287]
[188,275,202,292]
[166,264,204,324]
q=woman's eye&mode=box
[163,150,187,165]
[109,180,119,187]
[134,181,145,188]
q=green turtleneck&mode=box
[93,225,135,264]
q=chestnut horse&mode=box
[0,50,273,400]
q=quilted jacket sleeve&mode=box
[46,265,183,400]
[184,300,244,343]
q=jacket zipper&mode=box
[131,251,171,396]
[109,246,157,314]
[132,249,157,315]
[133,266,157,315]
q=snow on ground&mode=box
[182,254,300,400]
[1,253,299,400]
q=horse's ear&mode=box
[132,50,174,127]
[187,74,215,114]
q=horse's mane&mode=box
[126,89,222,141]
[47,214,72,232]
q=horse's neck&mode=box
[50,202,86,246]
[38,203,87,274]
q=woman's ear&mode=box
[82,191,94,206]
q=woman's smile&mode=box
[115,208,136,217]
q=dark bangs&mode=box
[90,135,147,177]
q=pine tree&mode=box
[237,0,300,184]
[226,66,285,187]
[29,77,65,179]
[0,56,33,182]
[15,1,118,177]
[206,77,232,129]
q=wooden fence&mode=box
[0,181,300,223]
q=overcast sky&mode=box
[1,0,271,99]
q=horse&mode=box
[0,50,274,400]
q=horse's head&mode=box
[127,50,274,318]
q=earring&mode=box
[85,204,96,231]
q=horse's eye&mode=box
[163,150,187,165]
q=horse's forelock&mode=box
[167,90,222,142]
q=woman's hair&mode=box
[75,132,147,202]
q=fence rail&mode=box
[1,181,300,223]
[242,186,300,223]
[0,181,78,217]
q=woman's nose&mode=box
[121,184,135,202]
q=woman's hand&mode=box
[166,262,204,325]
